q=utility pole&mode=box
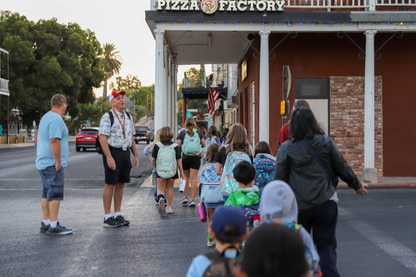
[133,99,136,125]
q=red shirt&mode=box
[278,123,290,146]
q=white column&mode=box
[163,44,169,127]
[154,29,165,133]
[363,30,378,183]
[259,31,270,143]
[167,51,172,128]
[173,63,178,131]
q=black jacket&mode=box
[274,134,362,210]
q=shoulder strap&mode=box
[108,110,131,127]
[107,111,114,127]
[156,142,163,148]
[300,140,331,178]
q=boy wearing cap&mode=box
[98,90,139,228]
[186,206,248,277]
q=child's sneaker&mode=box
[188,199,196,207]
[166,206,174,214]
[47,222,73,235]
[103,217,121,228]
[40,222,49,233]
[207,234,215,247]
[181,196,189,206]
[158,198,166,215]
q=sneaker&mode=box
[159,198,166,215]
[47,222,73,235]
[181,196,189,206]
[166,206,174,214]
[207,234,215,247]
[154,198,159,205]
[103,217,121,228]
[188,200,196,207]
[114,215,130,226]
[40,222,49,233]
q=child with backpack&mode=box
[224,161,259,208]
[253,141,276,192]
[215,124,252,201]
[224,161,260,233]
[144,129,167,205]
[186,206,248,277]
[234,224,312,277]
[201,125,220,164]
[176,118,206,207]
[151,126,185,215]
[258,180,321,276]
[199,143,224,247]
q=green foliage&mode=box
[0,10,106,127]
[101,43,123,98]
[130,84,154,122]
[109,74,141,92]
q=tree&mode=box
[130,84,154,122]
[109,74,141,92]
[101,43,122,98]
[0,10,106,127]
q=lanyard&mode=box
[113,109,126,139]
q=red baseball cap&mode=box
[109,90,126,102]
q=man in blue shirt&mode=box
[36,94,72,235]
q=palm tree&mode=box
[101,43,123,98]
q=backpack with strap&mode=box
[202,247,240,277]
[182,128,202,156]
[155,142,178,179]
[202,135,219,157]
[253,154,276,191]
[220,150,251,196]
[96,110,131,154]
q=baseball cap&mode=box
[109,90,125,102]
[211,206,247,238]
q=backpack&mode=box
[182,128,202,156]
[203,135,219,156]
[202,247,240,277]
[220,151,251,196]
[253,154,276,191]
[155,142,178,179]
[241,204,261,233]
[96,110,132,154]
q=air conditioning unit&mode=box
[231,95,238,104]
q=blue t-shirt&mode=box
[36,111,69,170]
[186,250,239,277]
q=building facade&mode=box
[146,0,416,180]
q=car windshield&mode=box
[79,129,98,135]
[135,127,149,132]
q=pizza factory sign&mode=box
[156,0,285,14]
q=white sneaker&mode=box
[166,206,174,214]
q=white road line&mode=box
[339,207,416,273]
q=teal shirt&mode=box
[36,111,69,170]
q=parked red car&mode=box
[76,127,99,152]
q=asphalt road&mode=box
[1,144,416,277]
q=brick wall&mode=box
[330,76,383,176]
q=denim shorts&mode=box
[39,166,65,201]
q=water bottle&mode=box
[198,202,207,222]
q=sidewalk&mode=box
[0,136,76,148]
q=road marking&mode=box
[339,207,416,273]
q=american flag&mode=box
[208,88,220,115]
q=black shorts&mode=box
[182,155,201,170]
[103,148,132,184]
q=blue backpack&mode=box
[253,153,276,191]
[155,142,178,179]
[182,129,202,156]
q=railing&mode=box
[0,78,9,95]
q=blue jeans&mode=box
[298,200,340,277]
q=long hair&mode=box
[205,143,220,164]
[206,125,217,139]
[185,118,197,136]
[225,123,251,156]
[289,107,325,141]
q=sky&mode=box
[1,0,195,94]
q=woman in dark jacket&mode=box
[274,107,367,277]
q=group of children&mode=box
[145,123,321,277]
